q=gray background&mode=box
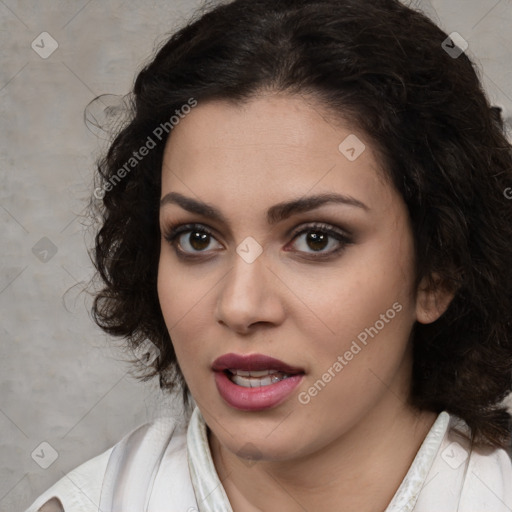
[1,1,511,510]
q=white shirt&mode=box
[26,407,512,511]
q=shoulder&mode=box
[415,413,512,511]
[25,444,114,512]
[25,416,185,512]
[459,439,512,509]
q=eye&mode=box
[163,223,222,258]
[288,223,351,257]
[162,221,352,261]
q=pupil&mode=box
[307,232,327,251]
[190,231,209,250]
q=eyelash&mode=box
[162,222,352,261]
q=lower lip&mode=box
[213,371,304,411]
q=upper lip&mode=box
[212,353,305,374]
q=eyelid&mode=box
[162,222,222,247]
[288,222,352,241]
[285,222,352,258]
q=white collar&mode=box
[186,407,452,512]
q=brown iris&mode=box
[189,231,210,251]
[306,232,328,251]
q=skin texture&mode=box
[38,498,64,512]
[157,93,452,511]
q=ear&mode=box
[415,273,456,324]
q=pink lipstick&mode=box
[212,353,305,411]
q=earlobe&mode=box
[415,273,455,324]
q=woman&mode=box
[27,0,512,510]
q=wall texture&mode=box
[1,0,511,510]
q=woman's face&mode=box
[157,93,433,462]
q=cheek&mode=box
[157,258,201,356]
[296,235,415,339]
[157,255,220,400]
[157,269,201,397]
[295,272,414,440]
[157,250,212,325]
[157,260,181,326]
[293,226,417,379]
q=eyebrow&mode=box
[160,191,368,225]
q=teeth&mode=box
[229,370,290,388]
[229,369,279,377]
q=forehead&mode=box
[160,94,395,216]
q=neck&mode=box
[209,399,438,512]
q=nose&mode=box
[214,251,286,334]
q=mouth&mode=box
[212,352,305,379]
[211,353,305,410]
[223,368,298,388]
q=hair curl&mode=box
[89,0,512,449]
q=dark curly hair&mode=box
[89,0,512,449]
